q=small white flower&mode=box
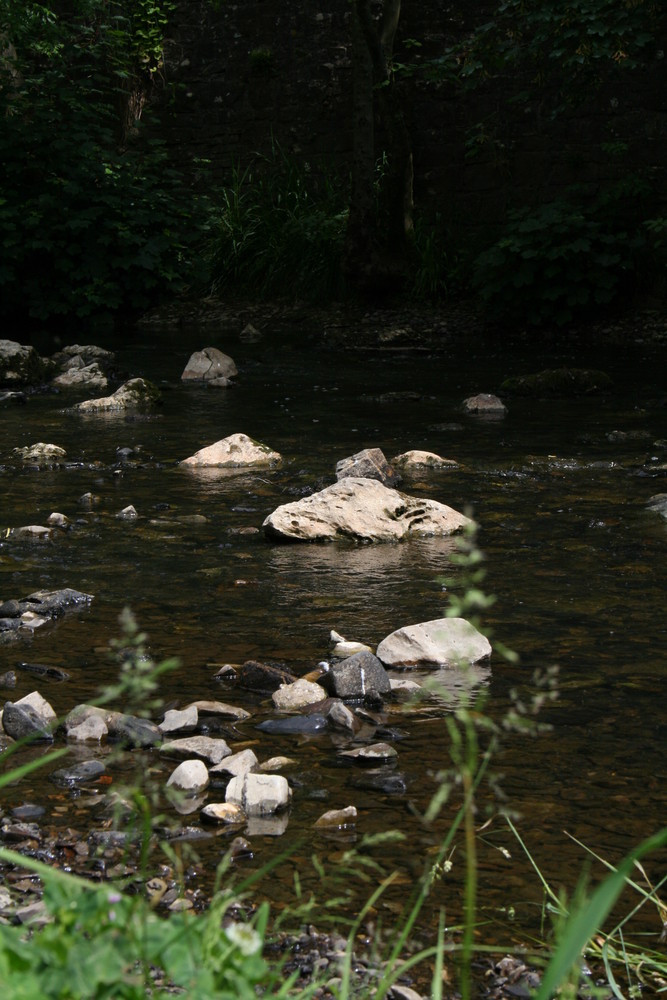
[225,922,262,956]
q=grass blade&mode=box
[535,827,667,1000]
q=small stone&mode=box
[1,702,53,741]
[339,742,398,762]
[272,678,328,711]
[159,706,198,735]
[226,773,290,816]
[236,660,295,693]
[117,505,138,519]
[314,806,357,829]
[51,760,107,786]
[258,755,297,772]
[67,715,108,742]
[201,802,246,825]
[182,699,251,722]
[160,735,231,766]
[166,759,210,797]
[462,393,507,416]
[209,748,258,777]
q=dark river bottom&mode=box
[1,319,666,966]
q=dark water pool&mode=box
[1,322,666,955]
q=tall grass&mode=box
[206,144,349,304]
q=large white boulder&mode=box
[263,477,471,542]
[376,617,492,669]
[180,433,281,469]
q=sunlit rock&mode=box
[314,805,357,828]
[159,706,198,736]
[272,678,327,711]
[117,505,138,519]
[209,748,258,778]
[13,443,66,464]
[67,714,108,742]
[10,525,53,540]
[75,377,161,413]
[225,773,291,816]
[182,699,251,722]
[53,361,108,390]
[181,347,237,383]
[201,802,246,825]
[376,617,492,669]
[160,735,232,765]
[336,447,400,486]
[391,450,458,470]
[166,759,210,797]
[263,477,471,543]
[339,742,398,762]
[330,630,373,658]
[180,433,281,469]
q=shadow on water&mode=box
[1,321,666,948]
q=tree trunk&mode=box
[345,0,414,299]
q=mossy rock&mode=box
[500,367,613,397]
[0,340,54,387]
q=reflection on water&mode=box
[1,327,666,948]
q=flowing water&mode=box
[1,322,666,957]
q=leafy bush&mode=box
[472,191,650,327]
[0,1,211,325]
[205,145,349,304]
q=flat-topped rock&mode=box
[180,433,281,469]
[263,477,471,543]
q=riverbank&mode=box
[137,296,667,352]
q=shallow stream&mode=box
[1,320,666,957]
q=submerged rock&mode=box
[376,617,492,669]
[180,433,281,469]
[263,477,471,543]
[51,760,107,786]
[256,714,328,735]
[500,368,613,397]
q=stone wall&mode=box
[153,1,667,246]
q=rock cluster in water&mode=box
[0,620,492,907]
